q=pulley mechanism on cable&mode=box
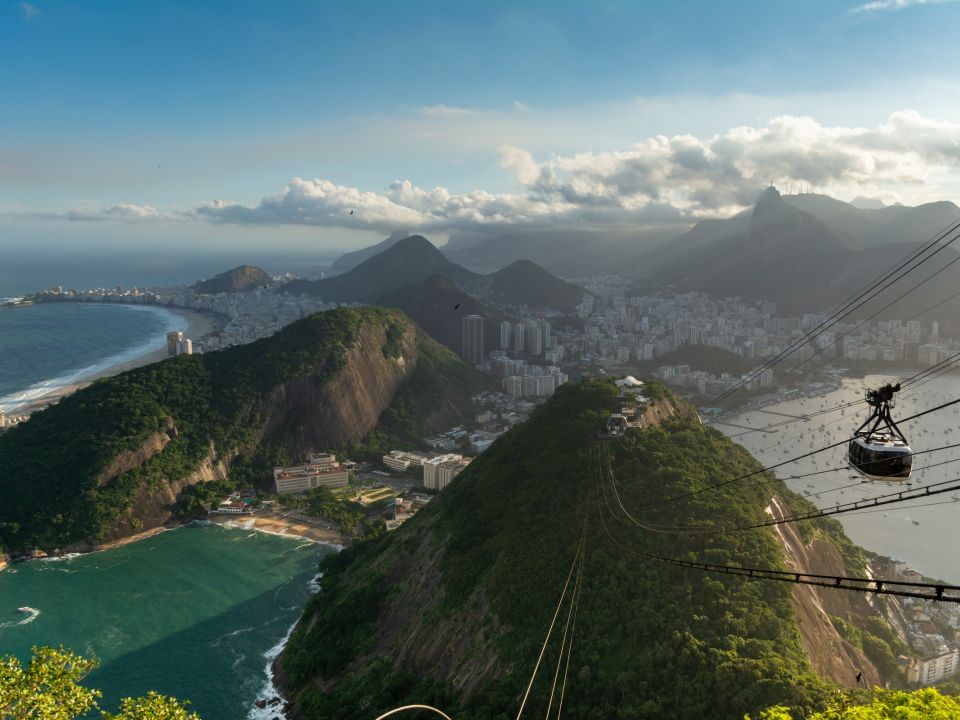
[848,383,913,481]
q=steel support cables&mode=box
[544,529,586,720]
[705,219,960,409]
[592,448,960,603]
[642,396,960,511]
[772,251,960,382]
[606,437,960,535]
[515,521,587,720]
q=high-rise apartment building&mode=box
[513,322,525,354]
[500,320,512,350]
[461,315,485,366]
[166,331,184,357]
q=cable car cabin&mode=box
[848,434,912,480]
[847,382,912,481]
[605,414,629,438]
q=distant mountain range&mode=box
[313,190,960,329]
[290,236,586,343]
[284,235,479,304]
[647,188,960,319]
[442,226,678,276]
[193,265,272,294]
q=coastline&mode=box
[205,510,348,547]
[5,511,346,570]
[7,305,222,416]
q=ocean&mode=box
[0,303,185,413]
[715,372,960,584]
[0,523,332,720]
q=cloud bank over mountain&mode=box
[29,110,960,232]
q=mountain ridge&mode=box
[0,307,486,552]
[193,265,273,294]
[277,380,898,719]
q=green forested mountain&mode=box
[0,307,487,552]
[192,264,273,293]
[279,381,857,720]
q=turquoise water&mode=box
[0,303,183,412]
[0,523,331,719]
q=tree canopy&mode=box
[0,647,198,720]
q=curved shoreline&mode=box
[0,305,222,415]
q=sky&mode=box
[4,0,960,270]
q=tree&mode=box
[0,647,199,720]
[750,688,960,719]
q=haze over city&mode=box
[5,0,960,263]
[4,2,960,720]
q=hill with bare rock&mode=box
[0,307,488,553]
[278,381,904,720]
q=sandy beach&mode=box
[206,510,348,547]
[12,305,223,416]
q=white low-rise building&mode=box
[422,454,472,491]
[907,645,959,685]
[274,453,349,495]
[383,450,429,473]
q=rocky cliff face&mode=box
[257,322,418,458]
[68,443,233,552]
[73,317,423,549]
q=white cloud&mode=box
[194,110,960,233]
[25,204,179,223]
[420,104,479,118]
[18,2,41,19]
[849,0,959,14]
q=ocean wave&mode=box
[0,304,187,413]
[0,607,40,629]
[247,618,298,720]
[246,570,332,720]
[211,625,257,647]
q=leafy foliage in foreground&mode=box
[0,646,198,720]
[283,380,836,720]
[754,687,960,719]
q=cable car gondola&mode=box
[604,414,628,438]
[848,383,912,481]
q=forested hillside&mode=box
[278,380,865,720]
[0,307,486,552]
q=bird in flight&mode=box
[454,303,460,310]
[349,210,354,215]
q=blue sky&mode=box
[4,0,960,257]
